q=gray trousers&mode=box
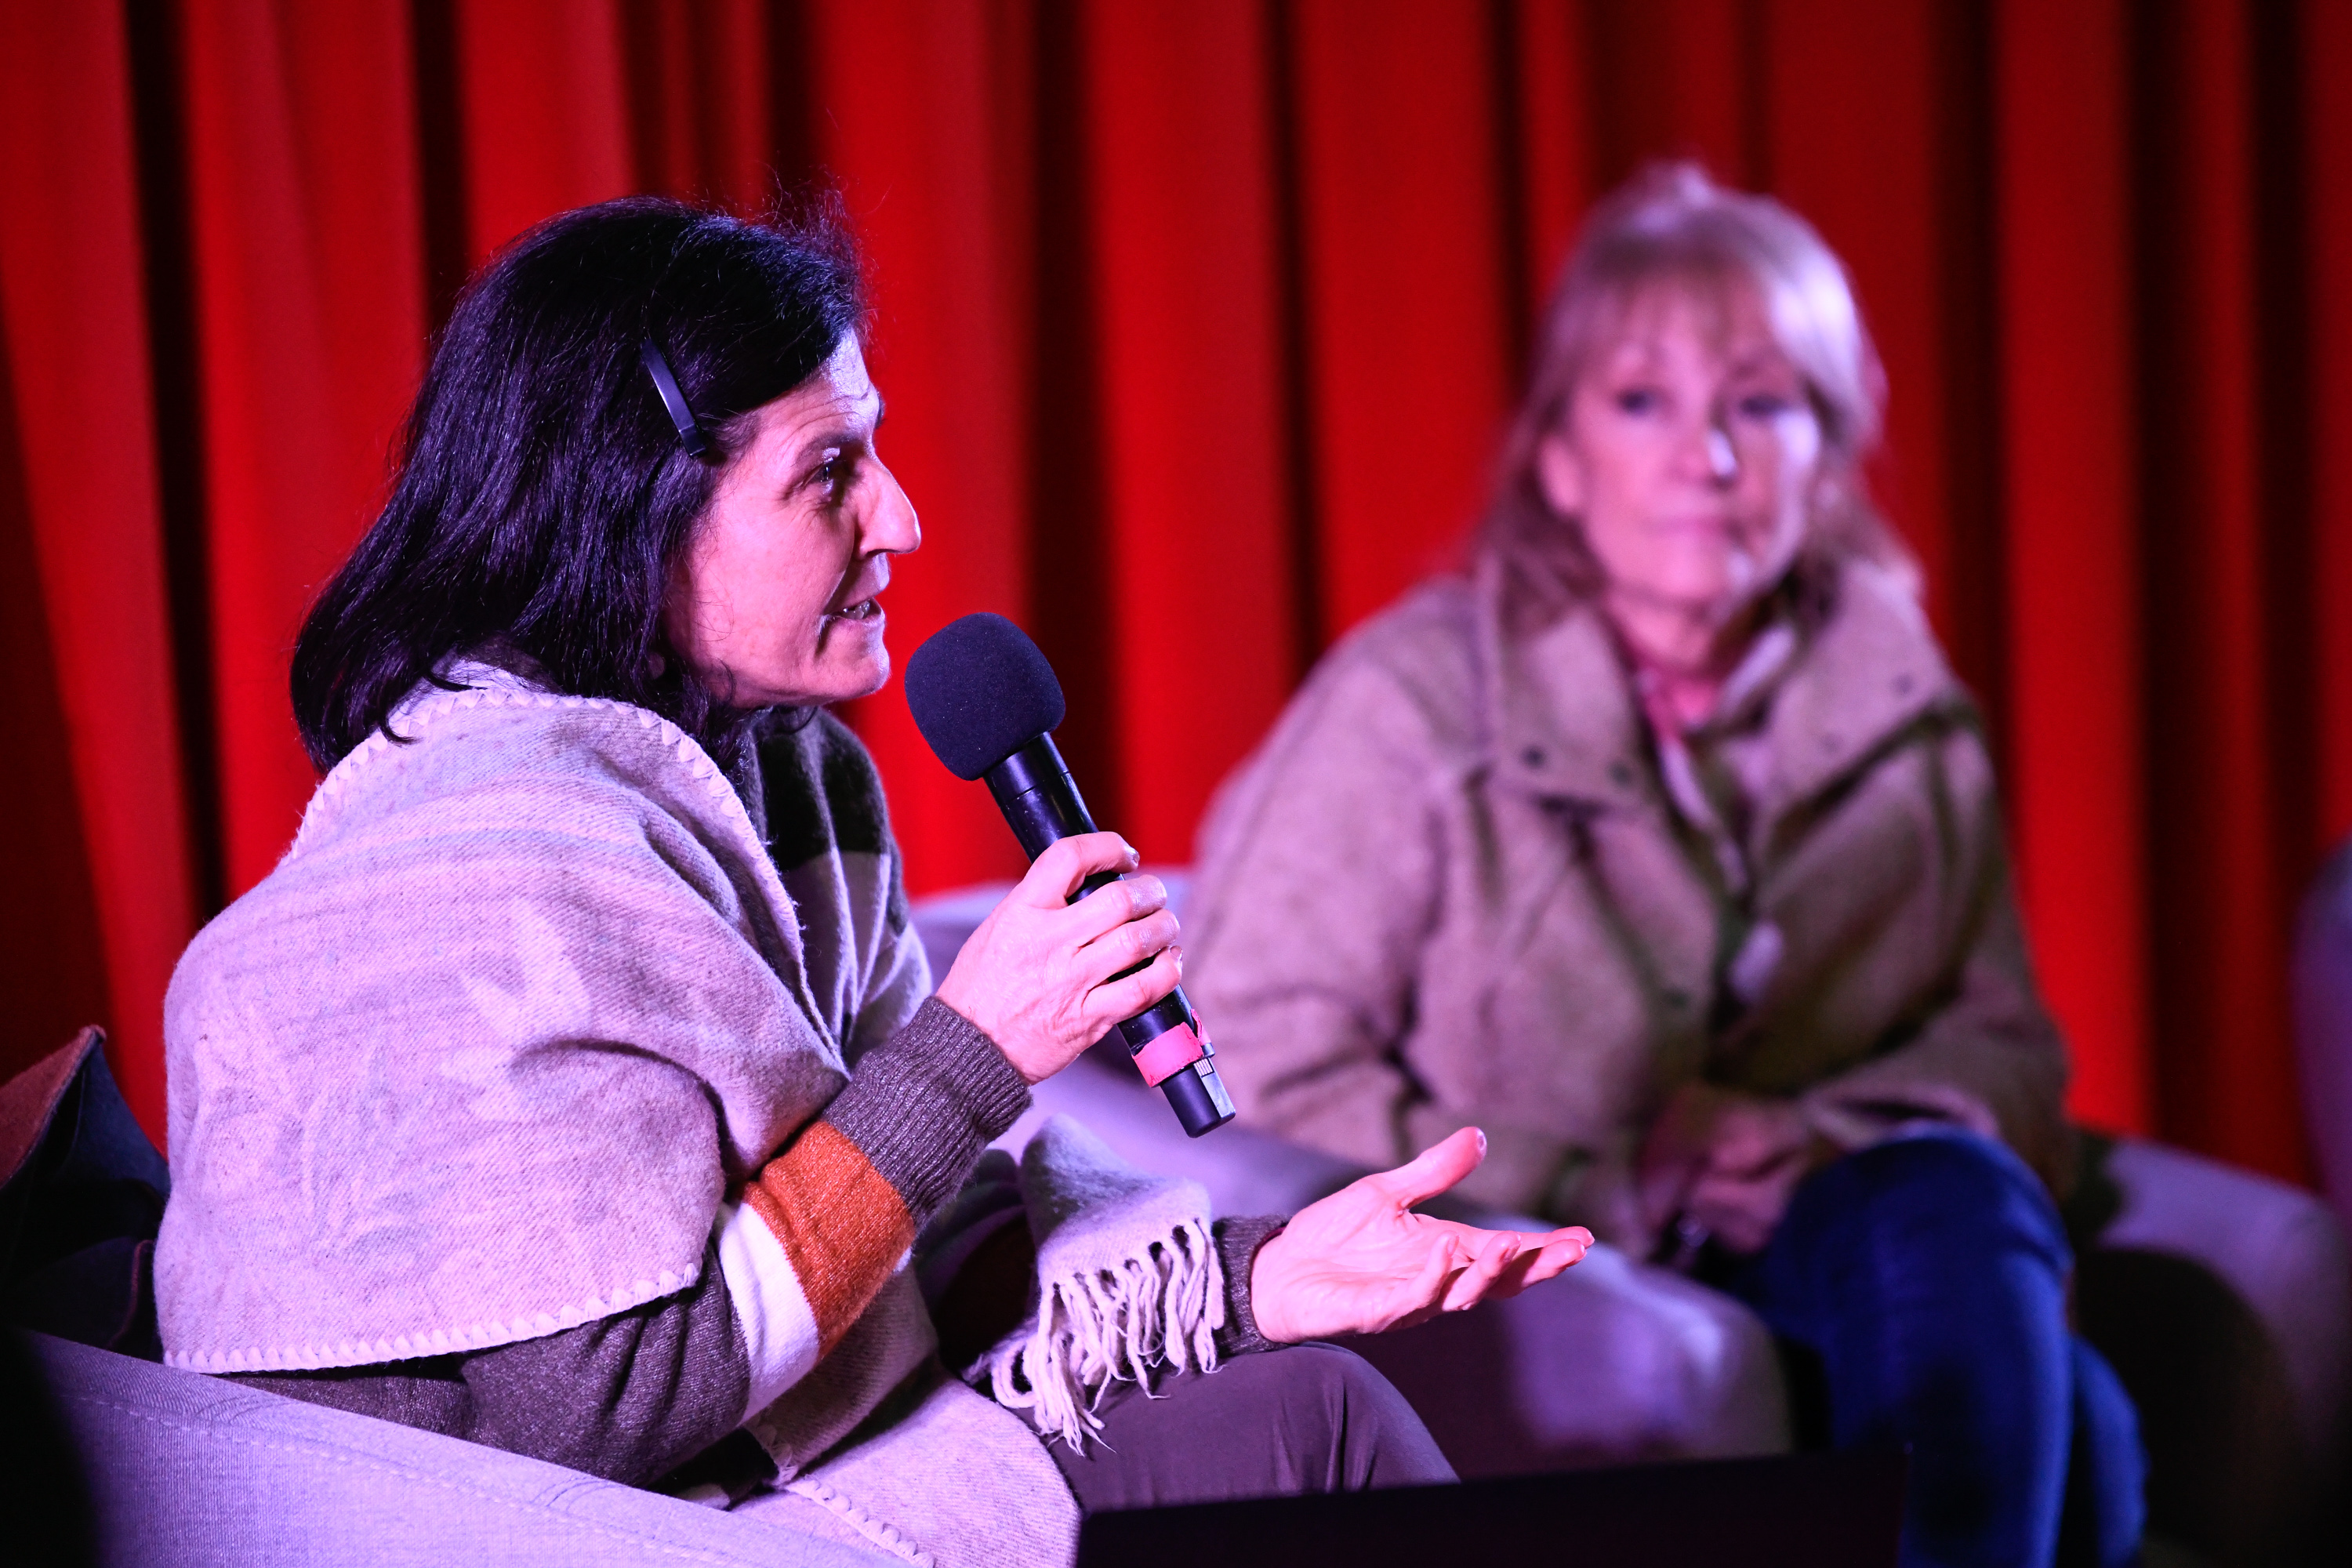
[1047,1341,1454,1512]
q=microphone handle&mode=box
[984,735,1236,1137]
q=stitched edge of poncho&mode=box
[168,677,800,1373]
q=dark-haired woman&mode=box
[153,197,1588,1562]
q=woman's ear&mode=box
[1535,427,1586,517]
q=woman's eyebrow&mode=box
[795,421,873,461]
[1722,346,1795,376]
[1602,339,1666,372]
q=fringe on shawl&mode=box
[978,1214,1222,1450]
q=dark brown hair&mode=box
[291,194,866,769]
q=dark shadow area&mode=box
[2076,1245,2320,1567]
[0,1327,96,1567]
[408,0,471,332]
[1586,0,1769,191]
[123,0,226,924]
[2247,0,2322,891]
[0,1033,162,1563]
[1261,0,1327,678]
[2064,1127,2343,1566]
[1078,1450,1904,1568]
[1025,0,1121,829]
[1926,0,2010,770]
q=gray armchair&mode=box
[0,1031,894,1568]
[23,1330,893,1568]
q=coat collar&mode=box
[1478,557,1967,821]
[1479,558,1653,811]
[1755,561,1966,818]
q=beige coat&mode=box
[1187,558,2071,1253]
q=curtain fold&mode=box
[1080,2,1301,858]
[812,0,1043,894]
[0,1,194,1134]
[175,0,432,897]
[1994,0,2151,1137]
[1,0,2341,1186]
[2311,2,2352,855]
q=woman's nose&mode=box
[1702,423,1739,484]
[865,466,922,554]
[1672,416,1740,485]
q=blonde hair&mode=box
[1483,163,1914,625]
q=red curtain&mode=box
[2,0,2346,1189]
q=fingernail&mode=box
[1473,1127,1488,1157]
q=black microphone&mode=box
[904,613,1236,1137]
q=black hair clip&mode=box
[640,336,712,459]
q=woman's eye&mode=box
[1613,387,1662,416]
[1735,392,1794,419]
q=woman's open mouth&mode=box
[829,597,882,623]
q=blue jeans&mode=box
[1713,1130,2146,1568]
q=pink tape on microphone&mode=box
[1131,1022,1207,1087]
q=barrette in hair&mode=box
[640,336,712,458]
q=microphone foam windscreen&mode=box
[903,612,1067,779]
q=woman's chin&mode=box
[1613,567,1762,622]
[1593,535,1757,603]
[720,646,891,710]
[802,615,891,701]
[786,655,890,708]
[831,641,895,703]
[845,656,893,703]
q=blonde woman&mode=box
[1189,165,2143,1566]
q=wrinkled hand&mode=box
[1639,1083,1833,1256]
[1249,1128,1593,1343]
[934,833,1181,1084]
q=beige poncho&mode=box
[156,666,1227,1566]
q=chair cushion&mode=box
[1,1031,169,1356]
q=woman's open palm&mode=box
[1248,1128,1593,1344]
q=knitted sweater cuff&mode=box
[1210,1214,1289,1356]
[823,996,1033,1229]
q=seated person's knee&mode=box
[1787,1129,2068,1268]
[1051,1344,1453,1510]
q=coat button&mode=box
[1608,760,1635,787]
[1522,745,1545,767]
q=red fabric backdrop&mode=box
[2,0,2347,1189]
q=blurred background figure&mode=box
[1188,165,2140,1568]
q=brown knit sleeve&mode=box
[224,1236,751,1490]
